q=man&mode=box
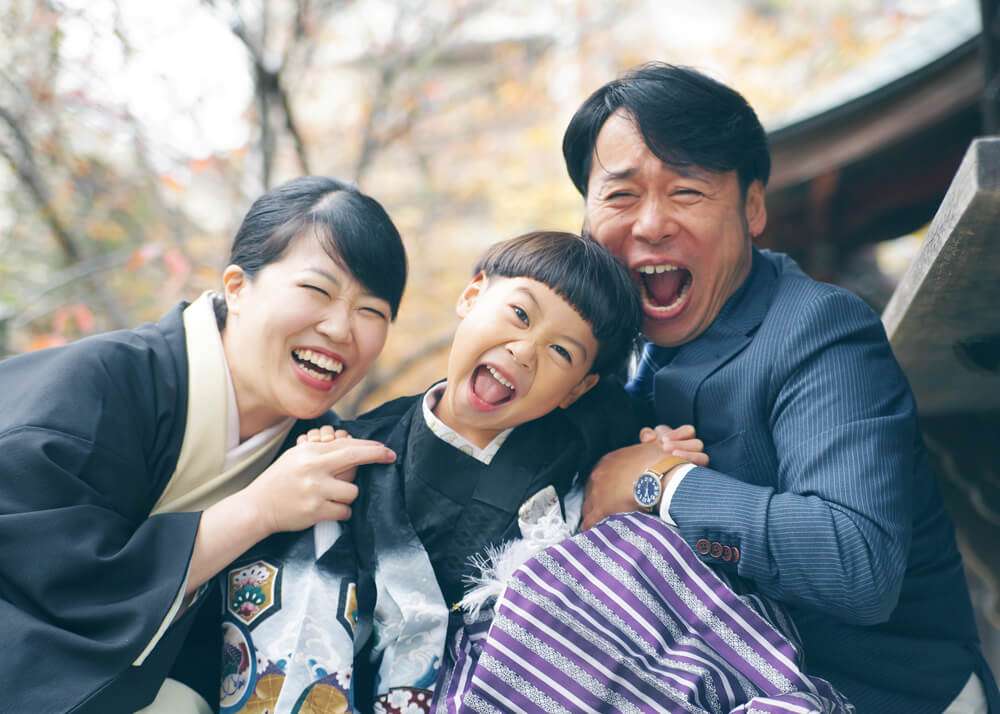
[569,63,998,712]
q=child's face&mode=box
[437,274,600,448]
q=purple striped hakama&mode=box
[437,513,853,714]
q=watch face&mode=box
[633,472,662,509]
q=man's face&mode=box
[584,110,766,347]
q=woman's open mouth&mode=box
[636,263,692,318]
[291,348,344,391]
[468,363,516,411]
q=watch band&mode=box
[647,454,691,480]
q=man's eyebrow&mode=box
[598,167,637,183]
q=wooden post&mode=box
[883,137,1000,414]
[883,137,1000,665]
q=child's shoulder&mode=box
[341,392,423,440]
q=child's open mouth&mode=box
[469,364,516,409]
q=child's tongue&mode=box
[643,270,686,306]
[472,365,511,405]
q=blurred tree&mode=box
[0,0,947,410]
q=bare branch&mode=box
[277,78,312,175]
[0,105,81,263]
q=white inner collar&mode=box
[421,381,513,465]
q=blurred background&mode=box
[1,0,998,673]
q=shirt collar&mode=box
[421,381,513,465]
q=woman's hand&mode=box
[185,431,395,594]
[243,432,395,535]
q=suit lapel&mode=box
[653,250,779,427]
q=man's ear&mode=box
[744,180,767,238]
[456,272,488,318]
[222,265,247,316]
[559,373,600,409]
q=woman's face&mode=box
[222,233,391,434]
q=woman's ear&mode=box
[222,265,247,316]
[456,272,488,318]
[559,373,600,409]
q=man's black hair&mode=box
[563,62,770,196]
[225,176,407,320]
[473,231,641,377]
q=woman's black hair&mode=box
[473,231,641,377]
[219,176,407,322]
[563,62,770,196]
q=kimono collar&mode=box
[421,381,513,465]
[151,292,293,514]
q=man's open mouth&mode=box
[636,264,692,315]
[469,363,516,408]
[292,348,344,384]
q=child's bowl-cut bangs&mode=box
[473,231,640,377]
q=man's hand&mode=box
[638,424,707,464]
[581,425,707,531]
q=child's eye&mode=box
[512,305,529,325]
[551,345,573,363]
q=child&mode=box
[220,231,655,713]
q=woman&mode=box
[0,176,407,713]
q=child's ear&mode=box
[456,272,488,318]
[222,265,247,316]
[559,373,600,409]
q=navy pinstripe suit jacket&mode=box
[628,249,998,712]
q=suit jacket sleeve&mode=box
[670,289,913,626]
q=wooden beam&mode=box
[883,138,1000,413]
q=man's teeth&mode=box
[293,349,343,374]
[487,365,515,391]
[638,264,680,274]
[646,276,692,311]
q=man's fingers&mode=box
[665,438,703,453]
[658,424,694,439]
[672,450,709,466]
[639,427,657,443]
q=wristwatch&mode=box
[633,455,690,513]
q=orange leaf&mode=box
[28,334,67,352]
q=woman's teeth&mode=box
[293,349,344,379]
[487,365,515,391]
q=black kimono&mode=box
[0,299,329,713]
[351,381,640,711]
